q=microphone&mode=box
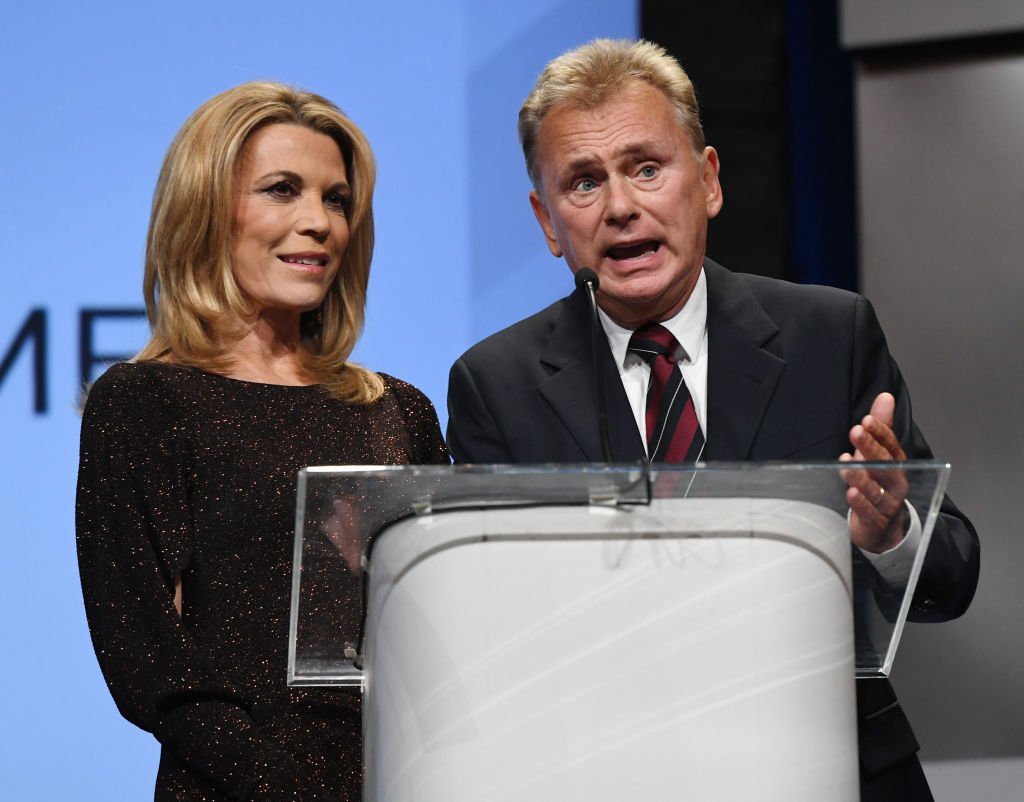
[574,268,613,463]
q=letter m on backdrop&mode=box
[0,308,47,414]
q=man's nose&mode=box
[603,175,640,226]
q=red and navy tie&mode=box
[628,323,705,462]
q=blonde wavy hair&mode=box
[136,80,383,403]
[519,38,706,193]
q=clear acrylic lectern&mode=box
[288,462,950,802]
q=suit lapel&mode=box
[537,290,646,462]
[703,261,786,461]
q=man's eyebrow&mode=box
[560,140,667,174]
[560,155,599,176]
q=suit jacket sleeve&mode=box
[447,356,515,464]
[849,295,979,622]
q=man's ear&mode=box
[700,147,724,219]
[530,190,563,258]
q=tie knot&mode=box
[628,323,678,365]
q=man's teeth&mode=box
[610,242,658,259]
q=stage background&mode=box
[2,1,1020,799]
[842,0,1024,794]
[0,2,635,798]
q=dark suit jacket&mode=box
[447,259,980,801]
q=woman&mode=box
[76,82,449,801]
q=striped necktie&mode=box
[628,322,705,462]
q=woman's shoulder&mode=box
[377,373,449,464]
[88,359,180,395]
[85,360,153,402]
[79,362,201,453]
[84,360,207,418]
[378,373,435,414]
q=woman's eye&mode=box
[325,192,350,213]
[266,181,297,198]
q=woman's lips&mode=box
[278,253,329,272]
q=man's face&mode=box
[530,81,722,328]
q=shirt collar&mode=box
[598,266,708,367]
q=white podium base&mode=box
[363,498,859,802]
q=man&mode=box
[447,39,979,801]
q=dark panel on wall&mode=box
[642,1,790,279]
[641,0,858,291]
[785,0,858,290]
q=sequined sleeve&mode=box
[76,364,343,801]
[383,374,451,466]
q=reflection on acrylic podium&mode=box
[288,462,949,802]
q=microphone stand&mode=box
[574,268,613,464]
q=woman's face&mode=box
[231,123,351,319]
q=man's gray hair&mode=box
[518,38,706,191]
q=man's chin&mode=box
[598,282,691,327]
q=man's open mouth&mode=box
[607,241,659,260]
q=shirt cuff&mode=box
[857,501,922,584]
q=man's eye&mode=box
[574,178,598,193]
[639,165,658,178]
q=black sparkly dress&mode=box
[76,361,449,801]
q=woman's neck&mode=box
[223,314,316,386]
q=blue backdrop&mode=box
[0,2,636,798]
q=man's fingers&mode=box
[841,393,909,552]
[869,391,896,427]
[850,417,906,464]
[861,414,907,460]
[841,463,903,513]
[846,485,890,531]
